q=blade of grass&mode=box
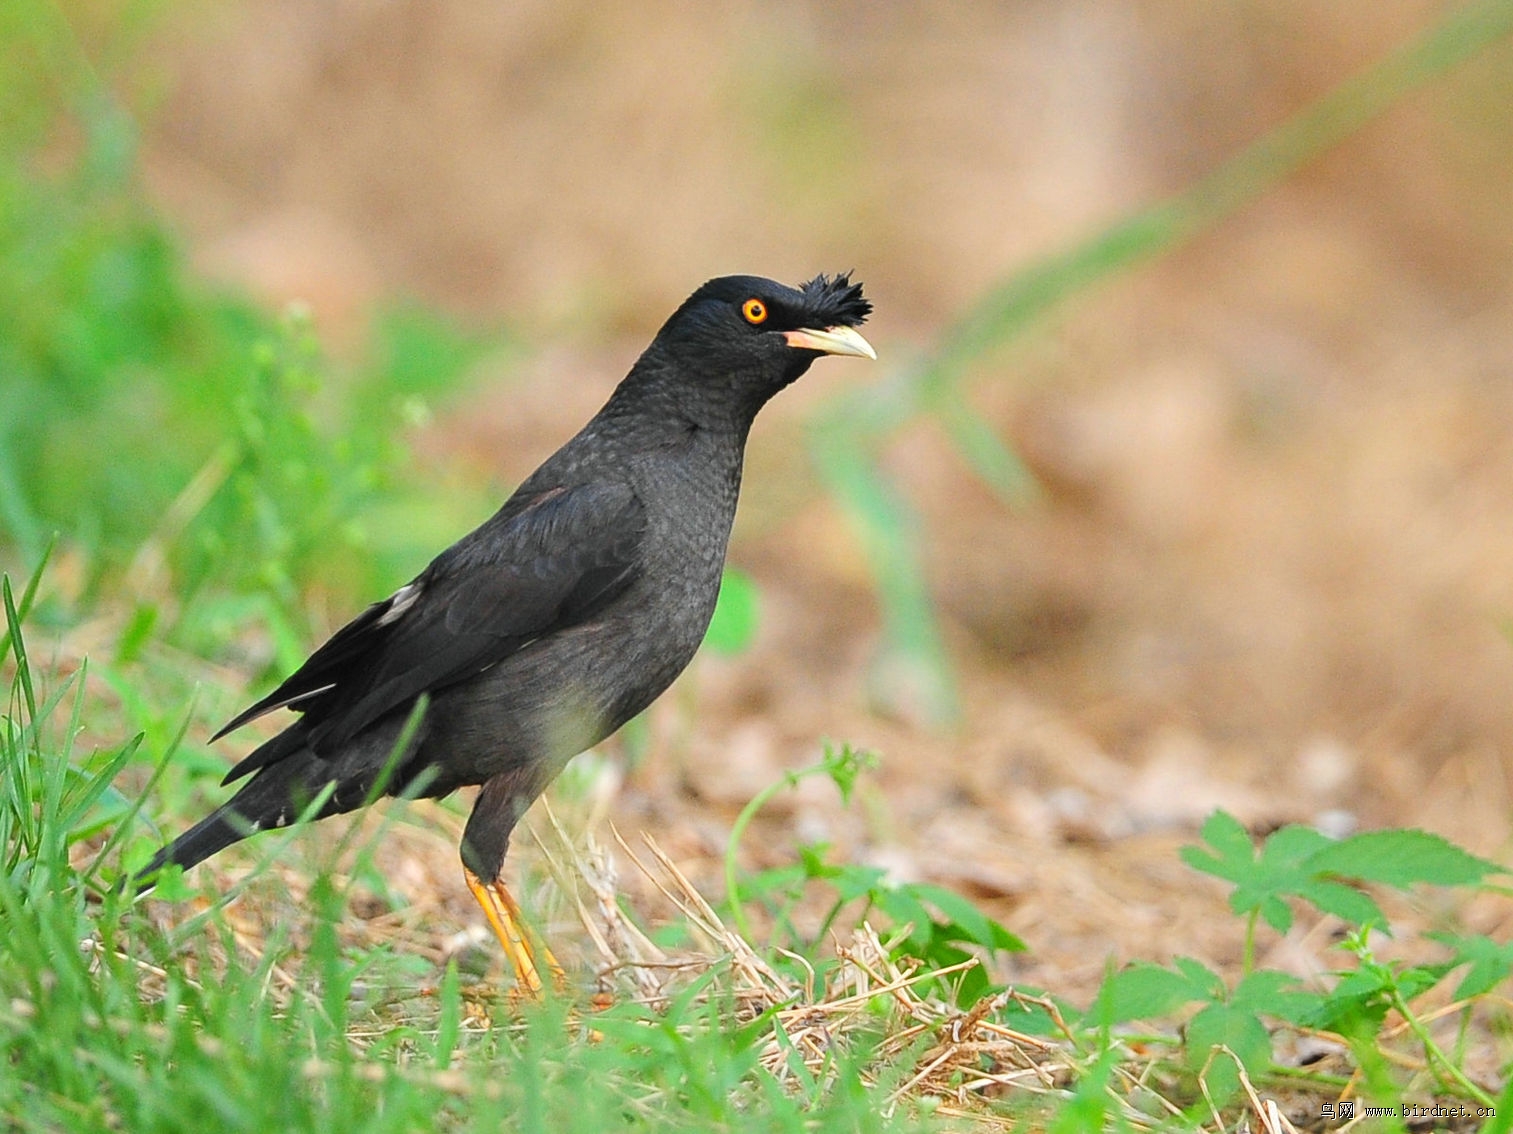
[160,780,339,948]
[3,577,38,723]
[81,691,197,889]
[808,425,955,722]
[917,0,1513,399]
[0,536,56,662]
[816,0,1513,724]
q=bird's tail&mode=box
[136,753,351,890]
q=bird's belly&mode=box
[414,440,735,791]
[419,578,717,786]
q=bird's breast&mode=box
[432,436,745,783]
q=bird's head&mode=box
[632,272,874,425]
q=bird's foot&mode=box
[463,868,566,998]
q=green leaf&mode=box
[1428,932,1513,1000]
[827,863,888,902]
[905,883,1005,950]
[997,991,1069,1036]
[1091,962,1210,1024]
[820,742,877,805]
[148,862,193,902]
[1182,813,1487,936]
[1261,823,1334,863]
[1307,829,1503,889]
[1390,961,1454,1001]
[1294,878,1385,928]
[873,886,933,947]
[1254,893,1295,934]
[796,842,841,880]
[1305,962,1398,1038]
[704,568,760,656]
[1184,810,1256,880]
[1171,956,1227,999]
[1228,969,1323,1024]
[1186,1001,1272,1103]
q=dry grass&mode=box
[518,812,1337,1131]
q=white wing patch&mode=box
[377,582,422,626]
[280,683,336,708]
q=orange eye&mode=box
[742,298,768,325]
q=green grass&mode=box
[0,572,943,1134]
[6,560,1513,1131]
[0,0,507,665]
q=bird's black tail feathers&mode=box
[136,753,351,890]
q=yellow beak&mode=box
[782,325,877,360]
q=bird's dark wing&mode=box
[216,481,646,781]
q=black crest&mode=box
[798,272,871,328]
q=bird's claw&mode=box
[463,868,566,998]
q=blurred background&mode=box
[5,0,1513,987]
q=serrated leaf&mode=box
[1394,962,1455,1001]
[1191,815,1468,934]
[1194,810,1256,868]
[1186,1002,1272,1103]
[149,862,192,902]
[1296,878,1385,928]
[1092,963,1209,1023]
[1304,990,1390,1039]
[1308,829,1502,889]
[1429,932,1513,1000]
[1229,970,1324,1024]
[1261,823,1333,864]
[1330,966,1394,1000]
[1171,956,1225,999]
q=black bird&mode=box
[142,272,873,991]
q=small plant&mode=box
[724,743,1024,1005]
[1069,810,1511,1111]
[1182,810,1502,973]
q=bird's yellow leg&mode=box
[464,868,565,996]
